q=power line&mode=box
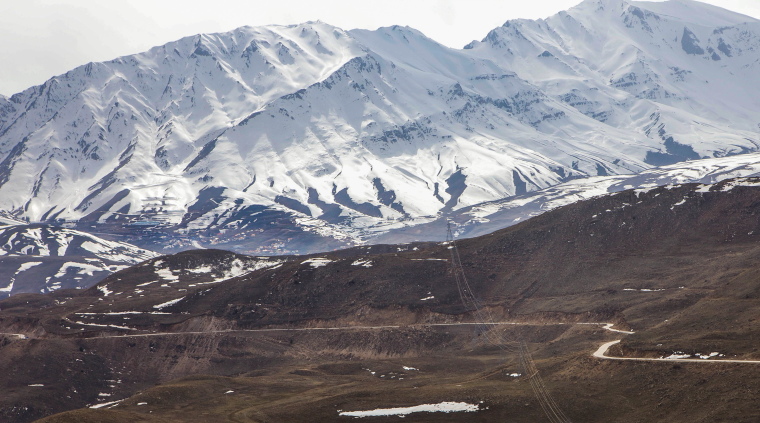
[446,222,572,423]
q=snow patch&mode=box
[153,297,184,310]
[71,321,135,330]
[56,262,104,278]
[97,285,113,297]
[351,259,373,267]
[302,258,333,268]
[339,401,480,418]
[156,267,179,283]
[16,261,43,273]
[719,179,760,192]
[75,311,172,316]
[190,258,283,285]
[90,399,123,409]
[187,265,213,274]
[698,352,724,359]
[662,352,692,360]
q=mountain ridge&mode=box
[0,0,759,256]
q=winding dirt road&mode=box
[79,320,630,339]
[593,340,760,364]
[12,322,760,365]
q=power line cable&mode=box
[446,222,572,423]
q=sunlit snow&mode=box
[153,297,184,310]
[302,258,333,268]
[338,401,479,417]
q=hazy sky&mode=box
[1,0,759,96]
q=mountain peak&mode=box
[570,0,630,14]
[567,0,758,28]
[359,24,434,42]
[631,0,760,27]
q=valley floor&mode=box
[6,320,757,423]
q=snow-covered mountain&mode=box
[0,0,759,254]
[0,222,158,297]
[465,0,760,162]
[379,151,760,243]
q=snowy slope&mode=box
[382,151,760,242]
[0,2,759,254]
[465,0,760,161]
[0,22,362,224]
[0,21,648,229]
[0,224,158,297]
[191,25,653,226]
